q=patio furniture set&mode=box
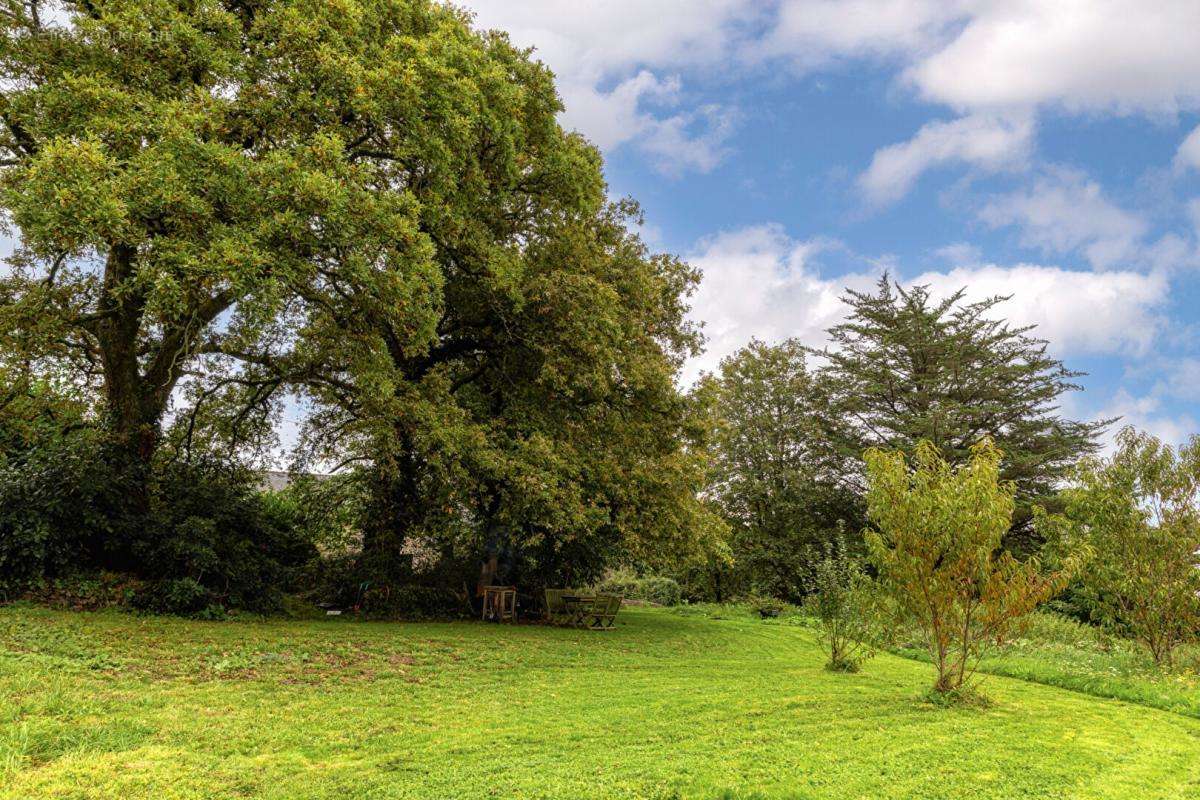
[480,586,623,629]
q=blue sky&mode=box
[466,0,1200,449]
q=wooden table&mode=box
[560,594,596,627]
[482,585,517,623]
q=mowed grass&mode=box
[2,605,1200,799]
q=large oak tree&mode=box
[0,0,505,514]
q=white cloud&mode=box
[1151,357,1200,404]
[978,167,1148,269]
[1092,390,1197,453]
[683,225,873,382]
[763,0,967,67]
[465,0,752,78]
[858,114,1033,205]
[685,224,1170,382]
[909,264,1168,357]
[550,71,737,174]
[463,0,750,174]
[461,2,1200,184]
[761,2,1200,118]
[1175,124,1200,172]
[639,102,740,176]
[933,242,983,265]
[905,1,1200,115]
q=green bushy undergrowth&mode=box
[595,569,683,606]
[354,583,468,620]
[129,460,318,616]
[0,431,115,600]
[1,439,319,617]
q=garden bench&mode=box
[559,593,593,627]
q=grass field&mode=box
[3,604,1200,799]
[891,610,1200,721]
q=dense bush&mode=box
[356,583,468,620]
[128,460,318,616]
[595,570,683,606]
[0,430,115,600]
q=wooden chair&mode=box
[583,594,622,630]
[544,589,569,624]
[482,585,517,623]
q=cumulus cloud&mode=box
[461,2,1200,187]
[977,167,1149,269]
[904,1,1200,114]
[463,0,750,174]
[636,101,740,176]
[1175,125,1200,172]
[762,0,967,67]
[933,242,983,265]
[909,264,1168,357]
[465,0,752,77]
[551,71,738,174]
[682,225,866,382]
[858,114,1034,205]
[684,224,1170,382]
[759,1,1200,118]
[1158,363,1200,404]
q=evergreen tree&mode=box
[819,276,1107,549]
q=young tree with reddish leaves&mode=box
[864,439,1073,696]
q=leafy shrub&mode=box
[0,421,318,616]
[865,440,1072,697]
[805,536,883,672]
[129,460,317,616]
[595,570,683,606]
[746,594,787,618]
[0,430,114,600]
[1050,427,1200,667]
[356,583,467,619]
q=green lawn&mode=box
[3,604,1200,799]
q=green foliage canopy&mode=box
[865,439,1071,695]
[822,276,1107,550]
[1052,426,1200,667]
[0,0,723,591]
[1,0,500,503]
[695,339,859,601]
